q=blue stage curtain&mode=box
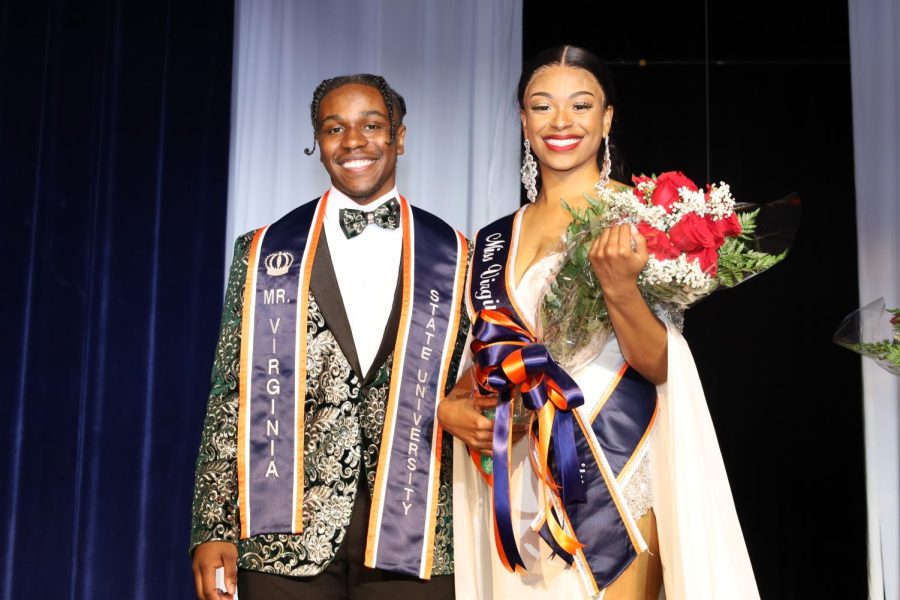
[0,1,233,598]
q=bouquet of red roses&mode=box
[539,171,792,369]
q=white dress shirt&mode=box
[322,186,402,376]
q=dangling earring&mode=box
[521,138,538,202]
[596,136,612,192]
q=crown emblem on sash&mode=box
[264,251,294,276]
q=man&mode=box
[190,74,468,600]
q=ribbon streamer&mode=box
[470,307,587,572]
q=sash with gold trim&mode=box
[467,208,658,594]
[237,192,467,579]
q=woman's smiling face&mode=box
[520,65,613,177]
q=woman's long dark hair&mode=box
[517,45,626,182]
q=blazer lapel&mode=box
[310,233,364,379]
[363,254,403,384]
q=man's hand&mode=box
[192,541,238,600]
[438,383,496,454]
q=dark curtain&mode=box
[524,0,866,598]
[0,1,233,599]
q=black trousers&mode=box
[237,483,455,600]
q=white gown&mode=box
[452,250,760,599]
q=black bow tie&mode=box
[338,198,400,239]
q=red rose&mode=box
[668,212,722,252]
[669,213,725,276]
[714,212,742,239]
[687,247,719,276]
[650,171,698,213]
[637,222,679,260]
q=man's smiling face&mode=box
[316,83,406,205]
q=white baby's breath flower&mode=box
[641,255,716,294]
[704,183,736,221]
[599,187,668,230]
[667,188,708,225]
[600,182,737,232]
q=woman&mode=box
[438,46,759,599]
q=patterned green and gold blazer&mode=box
[190,231,469,577]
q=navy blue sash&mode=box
[238,193,467,579]
[468,208,658,593]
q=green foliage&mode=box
[715,210,787,288]
[850,340,900,372]
[540,198,613,365]
[737,208,759,240]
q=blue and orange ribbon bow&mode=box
[470,307,587,572]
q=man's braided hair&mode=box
[304,74,407,156]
